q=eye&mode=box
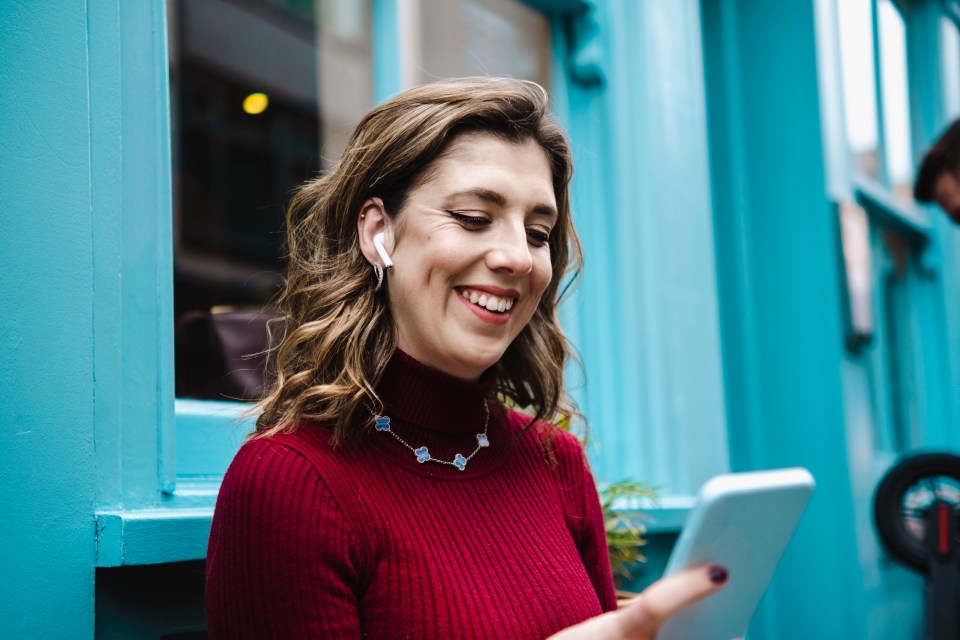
[447,210,490,227]
[526,228,550,248]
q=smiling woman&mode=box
[251,78,580,447]
[204,77,726,639]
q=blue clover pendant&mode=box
[453,454,467,471]
[476,433,490,447]
[414,446,431,463]
[374,416,391,432]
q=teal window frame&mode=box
[90,0,180,566]
[854,0,929,454]
[822,0,960,457]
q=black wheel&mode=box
[873,453,960,573]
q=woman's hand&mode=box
[548,564,729,640]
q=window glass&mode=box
[941,17,960,120]
[877,0,914,203]
[837,0,881,181]
[839,202,874,347]
[416,0,551,89]
[168,0,372,400]
[879,229,918,451]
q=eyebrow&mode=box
[446,188,558,218]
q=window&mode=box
[837,0,881,181]
[941,17,960,119]
[876,0,913,203]
[415,0,552,89]
[833,0,928,453]
[168,0,372,401]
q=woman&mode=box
[205,77,725,639]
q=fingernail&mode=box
[708,565,729,584]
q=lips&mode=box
[456,287,517,314]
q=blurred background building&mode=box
[4,0,960,637]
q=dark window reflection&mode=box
[169,0,371,400]
[171,1,321,315]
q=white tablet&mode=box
[657,467,815,640]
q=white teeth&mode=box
[459,288,516,313]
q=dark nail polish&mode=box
[709,565,729,584]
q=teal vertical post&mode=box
[372,0,402,103]
[119,0,176,499]
[0,1,97,636]
[552,0,729,495]
[702,0,869,638]
[89,0,175,513]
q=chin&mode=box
[449,345,507,378]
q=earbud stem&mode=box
[373,232,394,268]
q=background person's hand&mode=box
[548,564,729,640]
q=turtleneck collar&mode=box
[377,349,498,434]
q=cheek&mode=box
[393,244,467,295]
[532,253,553,295]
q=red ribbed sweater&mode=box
[206,351,617,639]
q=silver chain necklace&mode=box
[373,401,491,471]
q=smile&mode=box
[457,287,516,314]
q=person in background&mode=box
[915,118,960,222]
[204,76,727,639]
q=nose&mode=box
[485,223,534,275]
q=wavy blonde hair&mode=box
[254,77,583,446]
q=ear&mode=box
[357,198,394,266]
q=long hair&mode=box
[254,77,583,446]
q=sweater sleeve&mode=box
[576,449,618,612]
[206,438,363,639]
[552,430,618,613]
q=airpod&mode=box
[373,232,393,268]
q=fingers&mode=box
[616,564,728,637]
[546,564,728,640]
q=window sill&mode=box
[854,178,932,243]
[95,399,254,568]
[608,495,695,534]
[96,500,216,567]
[95,495,692,568]
[175,398,252,479]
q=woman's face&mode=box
[384,133,556,381]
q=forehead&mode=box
[934,170,960,223]
[934,169,960,200]
[414,133,556,204]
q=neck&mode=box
[363,349,513,476]
[376,349,497,434]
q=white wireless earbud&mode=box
[373,232,393,268]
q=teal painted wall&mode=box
[1,1,98,637]
[3,0,960,637]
